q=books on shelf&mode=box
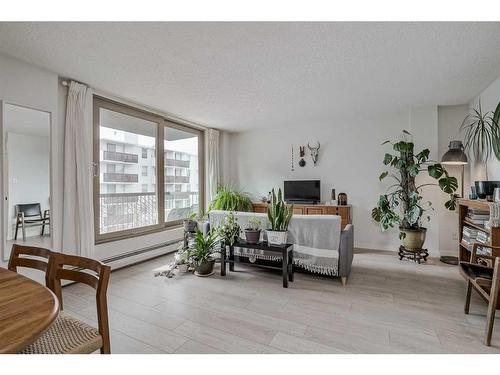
[466,208,490,225]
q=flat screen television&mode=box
[284,180,321,204]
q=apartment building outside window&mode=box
[94,97,204,243]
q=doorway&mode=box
[1,102,52,261]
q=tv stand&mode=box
[252,202,352,229]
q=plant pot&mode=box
[178,263,189,273]
[244,229,261,244]
[195,259,215,275]
[265,230,288,246]
[183,219,197,232]
[400,227,427,251]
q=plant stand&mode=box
[398,246,428,264]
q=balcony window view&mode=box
[98,107,159,235]
[164,127,199,222]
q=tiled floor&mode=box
[62,249,500,353]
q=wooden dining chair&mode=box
[460,243,500,346]
[20,253,111,354]
[8,244,52,286]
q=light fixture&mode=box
[440,140,468,266]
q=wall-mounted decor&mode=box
[298,146,306,167]
[291,144,295,171]
[308,141,320,166]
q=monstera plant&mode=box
[372,130,459,251]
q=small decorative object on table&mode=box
[266,188,293,246]
[338,192,347,205]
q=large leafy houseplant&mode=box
[209,185,253,212]
[217,211,241,246]
[266,188,293,246]
[461,100,500,180]
[190,228,219,275]
[372,131,458,249]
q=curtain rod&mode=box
[60,78,209,131]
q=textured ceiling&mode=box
[0,22,499,132]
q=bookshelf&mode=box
[458,199,500,262]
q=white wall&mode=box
[225,107,452,254]
[469,75,500,181]
[6,132,50,239]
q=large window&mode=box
[93,97,204,243]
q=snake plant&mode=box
[267,188,293,231]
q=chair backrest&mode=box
[8,245,52,286]
[47,253,111,353]
[15,203,42,218]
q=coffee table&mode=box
[220,240,294,288]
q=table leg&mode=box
[221,244,226,276]
[282,249,289,288]
[229,245,235,272]
[288,249,294,282]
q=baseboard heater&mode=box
[101,238,183,270]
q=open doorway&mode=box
[2,103,51,261]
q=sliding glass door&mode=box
[93,97,204,243]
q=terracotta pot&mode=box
[244,229,261,244]
[400,227,426,251]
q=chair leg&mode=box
[484,300,497,346]
[14,223,19,240]
[22,223,26,241]
[464,280,472,314]
[41,223,45,235]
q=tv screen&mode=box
[284,180,321,203]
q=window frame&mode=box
[93,96,205,244]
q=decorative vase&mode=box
[195,259,215,275]
[400,227,427,251]
[244,229,261,244]
[265,230,288,246]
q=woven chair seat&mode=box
[20,312,102,354]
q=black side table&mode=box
[221,240,294,288]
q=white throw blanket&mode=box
[486,202,500,229]
[209,210,341,276]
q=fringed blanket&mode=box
[209,210,341,276]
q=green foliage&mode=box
[191,228,219,265]
[209,185,253,212]
[217,212,241,246]
[267,188,293,231]
[461,100,500,164]
[247,217,261,231]
[373,131,458,232]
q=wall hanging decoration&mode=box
[308,141,321,166]
[291,144,295,171]
[298,146,306,167]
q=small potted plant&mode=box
[191,228,219,276]
[174,246,191,273]
[183,212,198,232]
[218,212,241,247]
[266,188,293,246]
[244,217,261,244]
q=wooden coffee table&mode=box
[220,240,294,288]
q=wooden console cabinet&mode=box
[252,203,352,229]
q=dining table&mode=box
[0,267,59,354]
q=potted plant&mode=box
[174,245,191,273]
[183,212,198,232]
[191,228,219,276]
[244,217,261,244]
[372,130,458,251]
[461,100,500,180]
[218,211,241,246]
[209,185,253,212]
[266,188,293,246]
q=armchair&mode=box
[14,203,50,241]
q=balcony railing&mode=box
[165,158,190,168]
[165,176,190,183]
[99,192,199,234]
[103,150,139,163]
[103,172,139,183]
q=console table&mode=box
[220,241,294,288]
[252,203,352,229]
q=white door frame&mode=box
[0,100,54,262]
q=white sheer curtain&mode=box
[62,81,94,257]
[206,128,220,208]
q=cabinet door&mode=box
[253,204,267,213]
[305,207,326,215]
[293,207,305,214]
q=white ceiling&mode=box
[4,103,50,137]
[0,22,500,132]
